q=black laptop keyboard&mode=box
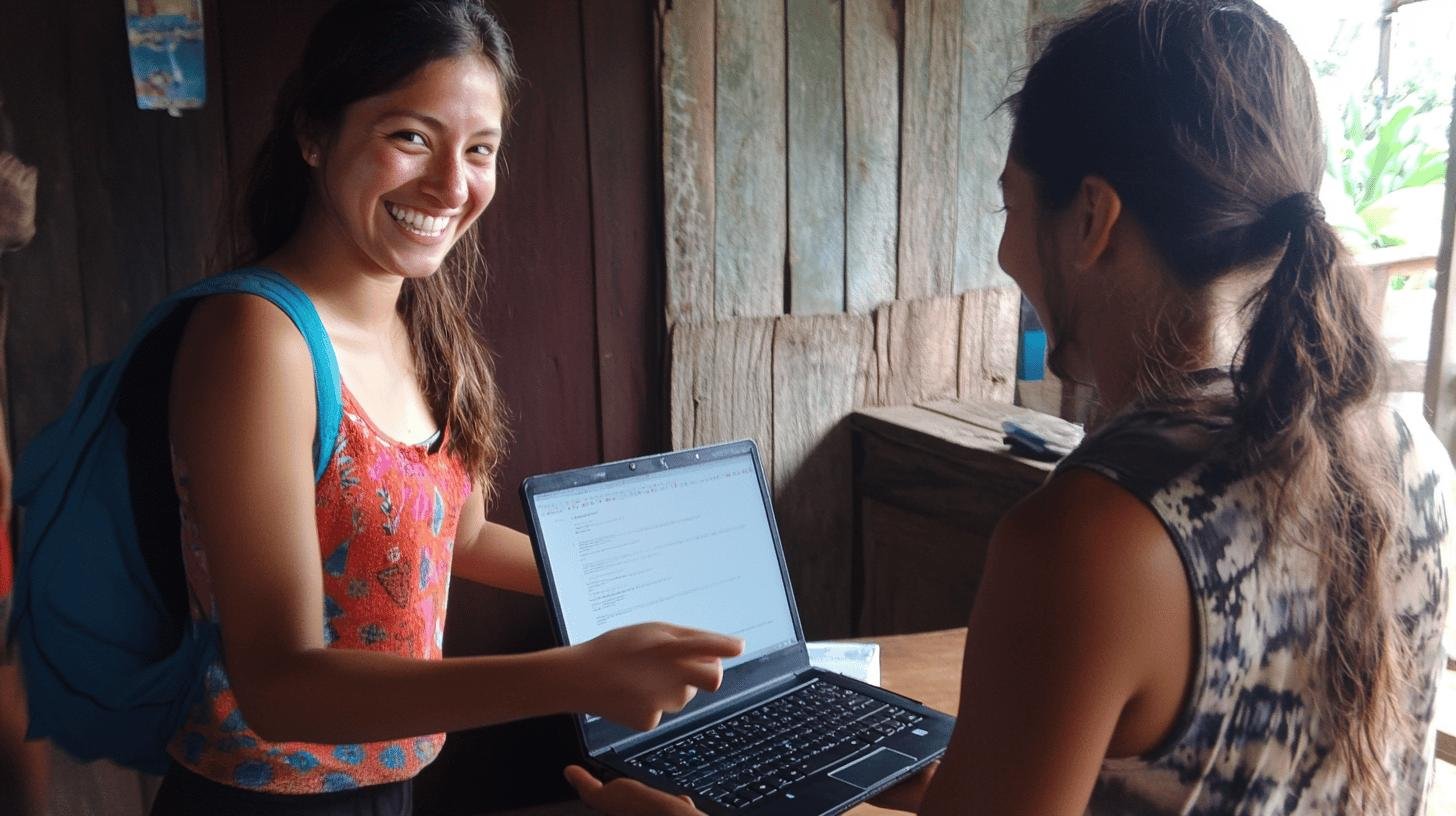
[625,679,924,810]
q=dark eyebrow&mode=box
[377,109,500,139]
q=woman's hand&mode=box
[564,765,704,815]
[562,623,744,731]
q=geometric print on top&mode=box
[167,383,472,794]
[1056,393,1450,816]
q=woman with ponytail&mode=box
[152,1,742,813]
[566,1,1451,814]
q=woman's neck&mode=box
[262,210,404,335]
[1078,266,1253,414]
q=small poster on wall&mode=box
[124,0,205,116]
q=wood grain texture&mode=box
[660,0,716,324]
[215,0,333,255]
[473,0,601,530]
[583,0,664,461]
[715,0,786,318]
[772,313,873,638]
[920,397,1082,448]
[954,0,1021,292]
[844,0,901,314]
[873,295,961,405]
[787,0,846,315]
[0,0,88,454]
[159,0,231,289]
[852,403,1064,637]
[852,403,1058,485]
[858,496,986,635]
[669,317,776,479]
[896,0,961,300]
[66,2,169,364]
[957,287,1018,402]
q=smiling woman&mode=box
[142,1,744,814]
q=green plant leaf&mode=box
[1361,106,1417,208]
[1401,160,1447,189]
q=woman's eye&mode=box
[470,143,496,157]
[392,131,427,146]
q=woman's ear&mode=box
[1072,176,1123,270]
[299,136,321,168]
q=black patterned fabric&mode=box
[1056,396,1451,815]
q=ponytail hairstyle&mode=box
[1009,1,1407,808]
[239,0,516,500]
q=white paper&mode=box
[807,641,881,686]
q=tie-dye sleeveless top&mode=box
[166,383,472,794]
[1056,397,1450,814]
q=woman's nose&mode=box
[421,152,469,210]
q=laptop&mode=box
[521,440,956,815]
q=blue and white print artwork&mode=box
[125,0,205,115]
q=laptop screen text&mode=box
[532,453,798,671]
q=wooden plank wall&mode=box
[661,0,1036,639]
[1,2,661,813]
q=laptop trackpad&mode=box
[827,747,918,789]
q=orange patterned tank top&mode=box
[166,384,472,793]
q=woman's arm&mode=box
[170,295,740,745]
[915,468,1192,815]
[452,488,542,595]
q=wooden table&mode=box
[499,629,969,815]
[846,628,966,815]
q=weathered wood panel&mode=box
[858,496,986,635]
[583,0,663,461]
[787,0,846,315]
[160,0,231,289]
[957,287,1019,401]
[844,0,901,314]
[215,0,333,254]
[853,401,1065,634]
[919,397,1083,453]
[772,313,873,639]
[896,0,962,300]
[660,0,716,324]
[715,0,786,318]
[66,3,169,365]
[954,0,1022,292]
[669,317,776,478]
[0,0,88,454]
[873,295,961,405]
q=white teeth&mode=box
[386,203,449,236]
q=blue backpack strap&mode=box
[6,268,342,773]
[168,267,342,480]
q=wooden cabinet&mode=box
[851,400,1081,636]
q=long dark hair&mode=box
[1010,0,1406,808]
[241,0,516,497]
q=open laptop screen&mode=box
[530,451,799,669]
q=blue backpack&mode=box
[8,268,341,774]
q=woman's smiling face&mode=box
[305,53,503,280]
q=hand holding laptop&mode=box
[565,764,704,815]
[562,622,745,732]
